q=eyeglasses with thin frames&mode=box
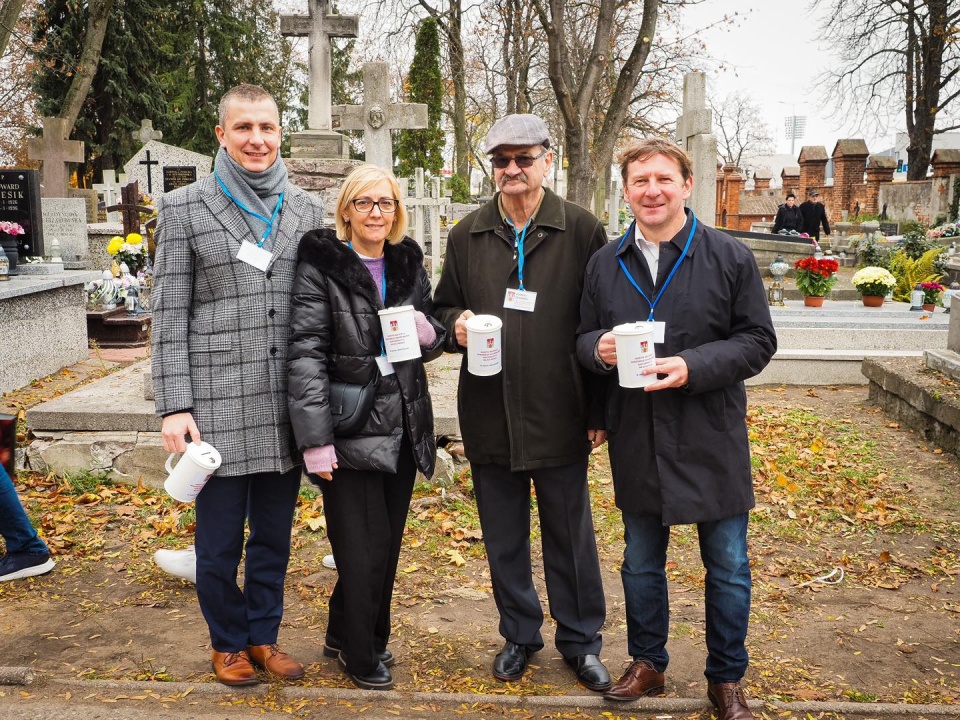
[490,148,548,169]
[351,198,399,213]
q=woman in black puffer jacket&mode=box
[288,165,445,691]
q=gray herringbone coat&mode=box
[151,175,326,477]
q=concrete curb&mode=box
[3,671,957,717]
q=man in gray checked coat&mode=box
[151,85,325,687]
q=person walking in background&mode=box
[577,138,776,719]
[288,165,445,691]
[152,84,326,687]
[772,192,803,235]
[432,114,611,692]
[799,189,830,240]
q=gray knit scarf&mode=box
[213,147,288,252]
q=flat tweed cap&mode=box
[484,114,551,153]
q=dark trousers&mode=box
[195,467,301,652]
[321,439,416,676]
[471,458,606,658]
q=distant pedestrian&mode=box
[799,189,830,240]
[772,193,803,234]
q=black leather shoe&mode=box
[564,653,612,692]
[323,636,395,667]
[337,653,394,690]
[492,641,532,682]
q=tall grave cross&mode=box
[138,151,160,193]
[106,181,152,238]
[27,116,85,199]
[280,0,358,132]
[332,62,428,169]
[93,170,122,223]
[131,119,163,146]
[675,71,718,226]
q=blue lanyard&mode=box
[506,217,532,290]
[616,213,698,321]
[215,172,284,248]
[350,242,389,355]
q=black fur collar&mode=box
[297,227,424,308]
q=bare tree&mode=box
[533,0,660,209]
[814,0,960,181]
[0,0,36,165]
[0,0,25,58]
[711,91,774,170]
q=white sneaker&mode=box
[322,554,337,570]
[154,546,197,583]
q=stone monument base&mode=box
[284,156,363,215]
[289,129,349,159]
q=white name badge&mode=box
[237,241,272,272]
[652,321,666,344]
[503,287,537,312]
[375,355,395,376]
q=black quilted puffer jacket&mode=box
[288,228,445,477]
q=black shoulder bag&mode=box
[329,377,378,437]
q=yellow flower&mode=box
[107,236,124,255]
[126,232,143,245]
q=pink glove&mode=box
[304,445,338,474]
[414,310,437,346]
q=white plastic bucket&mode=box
[378,305,420,363]
[164,441,222,503]
[612,322,657,388]
[465,314,503,376]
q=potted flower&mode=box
[106,232,147,275]
[920,281,945,311]
[0,220,25,274]
[851,266,896,307]
[793,256,840,307]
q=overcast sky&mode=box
[680,2,899,158]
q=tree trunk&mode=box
[0,0,26,59]
[58,0,115,133]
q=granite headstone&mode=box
[0,169,44,260]
[124,140,211,199]
[40,197,88,268]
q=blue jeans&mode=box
[621,511,750,684]
[0,463,48,555]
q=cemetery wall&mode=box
[879,181,944,224]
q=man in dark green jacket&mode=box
[433,114,610,692]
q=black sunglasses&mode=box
[490,148,548,169]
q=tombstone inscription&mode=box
[0,169,44,261]
[162,166,198,193]
[40,197,88,267]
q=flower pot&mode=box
[803,295,825,307]
[861,295,884,307]
[923,303,936,312]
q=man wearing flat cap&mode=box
[799,189,830,241]
[433,114,611,691]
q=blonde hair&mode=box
[335,165,409,244]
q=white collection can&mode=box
[465,314,503,376]
[378,305,421,362]
[612,322,657,388]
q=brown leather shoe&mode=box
[603,659,665,701]
[247,643,305,680]
[707,681,755,720]
[211,650,259,686]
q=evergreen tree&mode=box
[395,17,444,177]
[31,0,303,173]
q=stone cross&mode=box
[399,168,449,275]
[332,62,429,169]
[131,119,163,146]
[675,71,718,226]
[106,181,152,237]
[608,177,622,237]
[280,0,359,131]
[26,116,85,199]
[93,170,122,223]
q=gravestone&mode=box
[26,116,85,199]
[93,170,122,223]
[40,197,88,268]
[123,140,211,199]
[675,72,718,226]
[399,168,449,274]
[281,0,359,158]
[879,222,899,236]
[67,188,100,223]
[106,182,152,238]
[448,202,479,224]
[332,62,429,169]
[0,169,44,261]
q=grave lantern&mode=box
[909,283,925,311]
[767,254,789,307]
